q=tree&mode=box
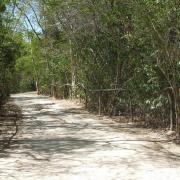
[10,0,180,137]
[0,0,20,108]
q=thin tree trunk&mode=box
[36,80,40,95]
[174,89,180,138]
[130,98,134,123]
[168,91,175,131]
[69,39,76,99]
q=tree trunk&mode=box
[174,88,180,138]
[169,87,180,138]
[51,79,56,98]
[36,80,40,95]
[168,90,176,131]
[69,39,76,99]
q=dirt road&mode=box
[0,92,180,180]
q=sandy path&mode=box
[0,92,180,180]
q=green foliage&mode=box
[2,0,180,133]
[0,1,20,106]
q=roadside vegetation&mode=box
[1,0,180,138]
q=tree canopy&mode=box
[1,0,180,136]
